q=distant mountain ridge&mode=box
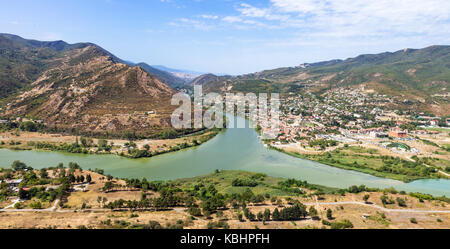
[192,45,450,115]
[152,65,203,76]
[152,65,203,82]
[125,62,187,87]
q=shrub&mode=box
[326,209,333,220]
[29,201,43,209]
[207,221,229,229]
[330,219,354,229]
[232,178,258,187]
[188,206,202,217]
[396,197,407,207]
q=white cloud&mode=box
[237,3,289,21]
[166,0,450,47]
[238,3,269,18]
[199,15,218,20]
[209,0,450,45]
[271,0,326,13]
[222,16,243,23]
[169,18,215,31]
[269,0,450,33]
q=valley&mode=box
[0,34,449,230]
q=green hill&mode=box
[193,45,450,115]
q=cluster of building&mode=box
[0,179,24,192]
[272,87,448,146]
[0,117,44,125]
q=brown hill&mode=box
[0,34,177,136]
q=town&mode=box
[262,86,450,181]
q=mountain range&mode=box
[0,33,176,136]
[190,46,450,115]
[0,33,449,137]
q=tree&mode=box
[188,206,202,217]
[68,162,81,170]
[243,208,256,221]
[396,197,407,207]
[59,167,67,177]
[276,199,283,206]
[277,203,308,221]
[263,208,271,221]
[140,191,147,200]
[80,137,89,147]
[272,208,280,221]
[363,194,370,203]
[326,209,333,220]
[39,169,48,179]
[143,144,150,151]
[98,139,108,148]
[309,206,319,220]
[257,211,263,221]
[11,160,27,171]
[14,202,22,209]
[86,174,92,183]
[238,213,244,222]
[68,174,76,183]
[19,121,37,132]
[103,181,114,192]
[18,189,31,200]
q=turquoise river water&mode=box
[0,115,449,196]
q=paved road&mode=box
[3,199,21,209]
[1,199,60,212]
[304,201,450,213]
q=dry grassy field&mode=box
[0,170,448,229]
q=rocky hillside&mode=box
[189,73,235,93]
[0,34,177,136]
[127,62,186,88]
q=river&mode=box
[0,115,449,196]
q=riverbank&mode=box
[0,168,449,229]
[269,144,447,183]
[1,114,449,197]
[0,128,224,159]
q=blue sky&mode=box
[1,0,450,75]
